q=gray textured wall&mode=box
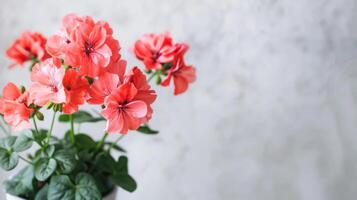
[1,0,357,199]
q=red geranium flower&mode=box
[62,69,90,114]
[46,14,120,78]
[6,31,49,67]
[29,58,66,106]
[161,44,196,95]
[93,63,157,134]
[101,83,148,134]
[0,83,32,131]
[133,32,176,70]
[87,59,127,105]
[124,67,157,121]
[66,22,112,77]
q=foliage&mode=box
[0,110,154,199]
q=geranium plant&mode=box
[0,14,196,200]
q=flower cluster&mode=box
[46,13,121,77]
[1,14,196,134]
[1,14,157,134]
[0,13,197,199]
[133,32,196,95]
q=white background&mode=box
[0,0,357,199]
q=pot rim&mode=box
[5,186,118,200]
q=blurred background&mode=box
[1,0,357,199]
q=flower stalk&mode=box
[46,111,57,144]
[69,114,75,144]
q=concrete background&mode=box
[1,0,357,199]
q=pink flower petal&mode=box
[3,83,21,100]
[125,100,147,118]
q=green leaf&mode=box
[104,142,126,152]
[35,184,49,200]
[62,130,76,148]
[13,130,33,152]
[32,129,48,144]
[92,171,114,196]
[0,148,19,170]
[35,158,57,181]
[0,136,17,150]
[110,173,137,192]
[115,156,129,173]
[75,173,101,199]
[75,134,96,149]
[136,124,159,134]
[78,150,94,162]
[4,166,34,197]
[58,111,105,124]
[42,145,56,157]
[94,152,116,173]
[110,156,137,192]
[53,150,76,174]
[48,173,101,200]
[109,156,137,192]
[47,175,74,200]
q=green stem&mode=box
[147,71,158,82]
[96,132,108,150]
[32,117,45,147]
[32,117,39,134]
[19,155,32,164]
[107,134,125,152]
[69,114,75,144]
[47,111,57,144]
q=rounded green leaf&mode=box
[32,129,48,144]
[75,173,101,200]
[54,150,76,174]
[4,166,34,197]
[48,173,101,200]
[75,134,96,149]
[35,184,49,200]
[47,175,75,200]
[0,148,19,170]
[42,145,55,157]
[13,131,33,152]
[0,136,17,150]
[35,158,57,181]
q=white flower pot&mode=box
[5,193,24,200]
[6,187,118,200]
[103,187,118,200]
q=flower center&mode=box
[84,41,94,56]
[118,104,126,111]
[152,50,161,60]
[51,85,58,93]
